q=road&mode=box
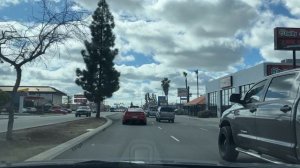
[55,114,265,165]
[0,112,115,133]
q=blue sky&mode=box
[0,0,300,105]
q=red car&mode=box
[122,108,147,125]
[49,106,67,114]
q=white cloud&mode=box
[243,11,300,62]
[0,0,22,8]
[116,55,135,62]
[283,0,300,16]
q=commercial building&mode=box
[205,60,299,117]
[183,96,207,116]
[0,86,66,109]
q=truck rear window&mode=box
[160,107,174,112]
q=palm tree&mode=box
[183,72,188,89]
[161,78,171,104]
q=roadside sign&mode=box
[220,76,232,88]
[274,27,300,50]
[158,96,167,106]
[177,88,188,97]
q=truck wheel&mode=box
[218,126,239,162]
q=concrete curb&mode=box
[25,117,113,162]
[178,115,220,123]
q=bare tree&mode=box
[0,0,88,140]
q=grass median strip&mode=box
[0,117,106,163]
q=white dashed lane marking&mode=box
[158,127,162,130]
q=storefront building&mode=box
[205,60,299,117]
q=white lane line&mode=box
[152,122,154,125]
[170,136,180,142]
[158,126,162,130]
[199,128,208,131]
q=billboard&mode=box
[74,98,87,104]
[74,94,85,99]
[274,27,300,50]
[177,88,188,97]
[158,96,167,106]
[266,64,299,76]
[220,76,232,88]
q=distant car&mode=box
[25,107,37,113]
[75,106,92,117]
[49,106,67,114]
[122,108,147,125]
[156,106,175,123]
[146,107,157,117]
[63,108,72,113]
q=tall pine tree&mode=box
[75,0,120,118]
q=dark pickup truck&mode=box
[218,69,300,164]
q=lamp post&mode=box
[36,88,40,110]
[195,70,199,98]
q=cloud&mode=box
[116,55,135,62]
[283,0,300,16]
[0,0,22,9]
[243,11,300,62]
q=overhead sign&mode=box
[177,88,188,97]
[220,76,232,88]
[274,27,300,50]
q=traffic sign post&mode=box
[274,27,300,69]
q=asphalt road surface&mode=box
[0,112,116,133]
[55,114,266,165]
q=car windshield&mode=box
[1,0,299,167]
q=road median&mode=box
[0,116,113,163]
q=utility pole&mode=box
[187,86,190,102]
[195,70,199,98]
[293,50,296,69]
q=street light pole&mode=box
[195,70,199,98]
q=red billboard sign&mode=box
[274,27,300,50]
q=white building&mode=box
[205,60,299,117]
[0,86,66,106]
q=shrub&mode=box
[175,109,187,115]
[198,110,212,118]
